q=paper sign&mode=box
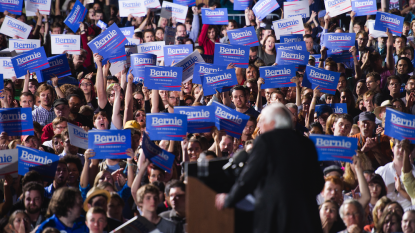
[201,8,229,25]
[0,16,32,39]
[17,146,60,182]
[144,0,161,8]
[202,69,238,96]
[0,149,18,178]
[63,0,87,33]
[323,33,356,50]
[253,0,280,20]
[175,106,216,133]
[161,1,188,23]
[9,39,40,54]
[374,12,404,36]
[88,130,132,158]
[272,16,305,40]
[68,123,88,150]
[120,26,134,38]
[259,65,297,89]
[51,34,80,55]
[37,54,71,82]
[164,26,176,45]
[0,0,23,15]
[351,0,377,16]
[368,20,388,38]
[109,61,126,75]
[234,0,252,10]
[324,0,352,17]
[275,48,309,65]
[228,26,259,47]
[0,58,16,79]
[384,108,415,143]
[173,50,205,83]
[164,44,193,67]
[173,0,195,6]
[310,135,357,162]
[146,113,187,141]
[214,43,249,68]
[144,66,183,91]
[11,47,50,78]
[280,34,303,43]
[131,53,157,84]
[119,0,146,17]
[284,1,309,18]
[137,41,165,61]
[141,133,175,173]
[276,41,307,51]
[97,20,107,29]
[193,62,226,84]
[316,103,348,114]
[302,65,340,94]
[211,101,250,138]
[25,0,51,16]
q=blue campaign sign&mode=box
[352,0,377,16]
[63,0,86,33]
[11,47,49,78]
[374,12,404,36]
[228,26,259,47]
[0,108,33,136]
[88,130,132,159]
[316,103,348,114]
[384,108,415,143]
[214,43,249,68]
[259,65,297,89]
[146,113,188,141]
[120,26,134,38]
[201,54,214,64]
[141,133,175,173]
[97,20,107,30]
[174,106,216,133]
[17,146,60,182]
[131,54,157,84]
[276,41,307,51]
[311,54,321,67]
[37,54,71,82]
[202,69,238,96]
[302,65,340,95]
[327,49,356,63]
[280,34,303,43]
[193,62,226,84]
[164,44,192,67]
[234,0,252,10]
[211,101,250,138]
[310,135,357,162]
[0,0,23,15]
[252,0,280,20]
[201,8,229,25]
[0,75,3,90]
[275,48,309,66]
[173,0,195,6]
[88,23,128,63]
[323,33,356,50]
[144,66,183,91]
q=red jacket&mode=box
[41,120,82,143]
[198,24,219,56]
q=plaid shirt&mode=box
[32,105,56,127]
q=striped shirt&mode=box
[32,105,56,127]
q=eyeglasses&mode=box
[55,126,67,130]
[81,83,92,87]
[54,141,60,145]
[135,98,143,102]
[344,212,360,218]
[389,83,400,87]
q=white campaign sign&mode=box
[0,57,17,79]
[0,16,32,39]
[272,16,305,40]
[161,1,188,23]
[324,0,352,17]
[367,20,388,38]
[110,61,126,75]
[119,0,147,17]
[51,34,81,55]
[137,41,165,61]
[284,1,310,19]
[9,39,40,53]
[25,0,52,16]
[68,123,88,150]
[173,50,205,83]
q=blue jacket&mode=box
[35,215,89,233]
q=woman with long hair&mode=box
[198,24,219,55]
[258,35,277,65]
[343,151,372,191]
[367,174,387,222]
[79,77,98,110]
[7,210,30,233]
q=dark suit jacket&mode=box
[224,129,324,233]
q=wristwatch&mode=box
[319,58,324,61]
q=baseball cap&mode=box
[323,165,344,177]
[53,98,68,108]
[124,120,141,130]
[359,111,376,122]
[309,55,316,61]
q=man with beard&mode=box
[395,57,413,86]
[230,86,259,119]
[22,182,47,230]
[44,160,69,199]
[152,91,181,113]
[241,116,256,144]
[402,76,415,114]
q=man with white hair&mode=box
[215,103,324,233]
[338,199,369,233]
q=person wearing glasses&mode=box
[338,199,369,233]
[151,90,181,113]
[42,117,68,150]
[58,129,85,165]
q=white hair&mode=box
[261,103,293,130]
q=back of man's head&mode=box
[261,103,293,132]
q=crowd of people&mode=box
[0,0,414,232]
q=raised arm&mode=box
[126,149,134,187]
[80,149,94,188]
[350,46,362,80]
[244,8,251,27]
[95,53,108,109]
[0,175,13,217]
[188,7,200,42]
[124,72,134,125]
[22,70,30,93]
[354,155,370,208]
[307,86,320,128]
[51,76,65,98]
[385,29,395,72]
[255,78,264,111]
[151,90,160,113]
[131,158,150,203]
[111,84,123,129]
[55,0,61,16]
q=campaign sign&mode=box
[164,44,193,67]
[144,0,161,8]
[323,33,355,50]
[351,0,377,16]
[119,0,146,17]
[0,0,23,15]
[211,101,250,138]
[25,0,51,16]
[63,0,86,33]
[161,1,188,23]
[276,48,309,66]
[193,62,226,84]
[327,49,356,63]
[384,108,415,143]
[202,69,238,96]
[201,8,229,25]
[88,130,132,159]
[0,108,33,136]
[164,27,176,45]
[0,58,16,79]
[137,41,165,61]
[0,16,32,39]
[310,135,357,162]
[302,65,340,94]
[214,43,249,68]
[131,53,157,84]
[120,26,134,38]
[9,39,40,54]
[0,149,18,178]
[368,20,388,38]
[68,123,88,150]
[51,34,80,55]
[97,20,107,29]
[324,0,352,17]
[234,0,252,10]
[175,106,216,133]
[276,41,307,51]
[146,113,187,141]
[125,38,141,46]
[142,133,175,173]
[280,34,303,43]
[144,66,183,91]
[272,16,305,40]
[17,146,60,182]
[11,47,49,78]
[228,27,259,47]
[374,12,404,36]
[201,54,214,64]
[125,44,137,67]
[259,65,297,89]
[88,23,128,63]
[316,103,348,114]
[252,0,280,20]
[283,1,309,18]
[109,61,126,75]
[37,54,71,82]
[173,50,205,83]
[173,0,195,6]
